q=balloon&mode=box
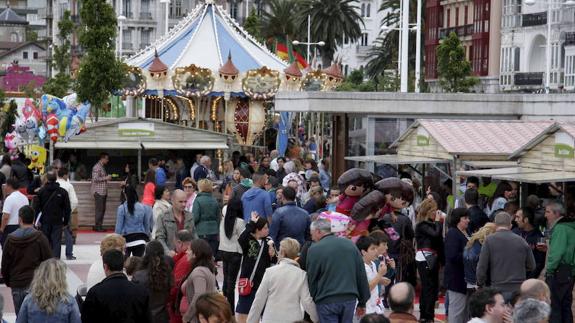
[26,145,47,172]
[14,115,28,144]
[336,168,374,191]
[38,125,47,143]
[25,117,38,145]
[40,94,67,121]
[4,130,18,150]
[64,102,90,142]
[318,211,351,237]
[46,113,59,142]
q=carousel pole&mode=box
[49,140,54,165]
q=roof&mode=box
[284,61,302,77]
[148,50,168,73]
[456,166,575,184]
[219,52,239,75]
[509,121,575,159]
[344,154,449,165]
[391,119,555,155]
[0,41,45,59]
[0,7,28,25]
[126,3,287,72]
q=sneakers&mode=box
[66,256,77,260]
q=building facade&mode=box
[424,0,501,93]
[499,0,575,92]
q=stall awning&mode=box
[456,167,541,177]
[462,160,518,169]
[141,142,228,150]
[345,155,449,165]
[492,170,575,184]
[55,141,142,149]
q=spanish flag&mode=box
[275,37,308,69]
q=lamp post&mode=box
[381,24,418,92]
[524,0,575,93]
[160,0,170,35]
[415,0,422,93]
[117,15,126,58]
[292,40,325,68]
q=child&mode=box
[356,236,389,315]
[326,188,340,211]
[369,230,395,309]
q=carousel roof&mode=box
[126,1,287,72]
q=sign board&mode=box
[417,127,430,146]
[118,122,155,137]
[554,131,574,158]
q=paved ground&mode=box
[0,231,447,322]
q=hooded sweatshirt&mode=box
[547,217,575,275]
[241,186,273,222]
[1,227,52,288]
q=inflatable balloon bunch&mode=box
[40,93,90,143]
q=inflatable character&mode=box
[63,101,90,142]
[4,130,22,158]
[26,145,47,173]
[24,117,38,145]
[335,168,374,239]
[317,211,351,238]
[14,115,28,144]
[46,113,60,142]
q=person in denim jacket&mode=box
[115,185,153,257]
[16,259,81,323]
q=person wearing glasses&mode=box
[182,177,197,213]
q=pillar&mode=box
[331,113,348,183]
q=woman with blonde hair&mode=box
[193,179,221,257]
[464,223,497,291]
[86,234,126,290]
[247,238,318,323]
[414,198,444,323]
[196,292,235,323]
[16,259,80,323]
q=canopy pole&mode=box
[49,140,54,165]
[422,163,426,199]
[138,144,142,183]
[452,157,459,210]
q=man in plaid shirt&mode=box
[91,153,111,232]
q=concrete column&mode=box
[331,113,348,183]
[126,95,134,117]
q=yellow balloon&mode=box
[58,117,68,137]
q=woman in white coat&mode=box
[247,238,318,323]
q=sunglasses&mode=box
[184,185,194,189]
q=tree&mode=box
[244,9,263,41]
[1,100,18,146]
[299,0,363,67]
[75,0,126,121]
[43,10,75,97]
[261,0,301,44]
[436,32,478,92]
[336,69,377,92]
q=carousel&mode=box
[123,0,345,147]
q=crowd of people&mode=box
[0,149,574,323]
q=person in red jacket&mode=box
[168,230,194,323]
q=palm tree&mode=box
[261,0,301,45]
[299,0,363,67]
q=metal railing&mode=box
[565,32,575,46]
[514,72,544,86]
[522,12,547,27]
[439,24,474,38]
[139,12,152,20]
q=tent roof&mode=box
[391,119,554,156]
[509,121,575,159]
[126,3,287,72]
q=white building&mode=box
[335,0,388,76]
[500,0,575,92]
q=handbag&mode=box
[238,240,265,296]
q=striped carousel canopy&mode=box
[126,1,287,72]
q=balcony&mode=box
[565,32,575,46]
[122,42,133,50]
[139,12,152,20]
[439,24,474,38]
[522,12,547,27]
[140,43,150,49]
[514,72,544,86]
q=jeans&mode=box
[41,223,63,258]
[546,264,575,323]
[94,193,107,228]
[11,287,28,317]
[220,251,242,313]
[447,290,468,323]
[316,300,356,323]
[126,244,146,257]
[64,225,74,257]
[417,257,439,321]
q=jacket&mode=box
[467,205,488,234]
[247,258,318,323]
[463,241,482,286]
[155,207,197,254]
[514,228,546,279]
[142,182,156,206]
[269,202,310,246]
[444,227,468,293]
[133,268,172,323]
[476,229,535,293]
[193,165,209,182]
[377,212,414,256]
[218,217,245,254]
[115,202,153,236]
[415,220,443,253]
[192,192,220,237]
[306,234,370,306]
[33,182,71,226]
[241,187,273,221]
[152,199,171,239]
[238,221,276,291]
[1,227,52,288]
[181,266,217,323]
[81,273,151,323]
[56,178,78,211]
[388,312,419,323]
[230,180,252,201]
[546,217,575,275]
[16,294,80,323]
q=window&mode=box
[361,3,365,17]
[446,9,450,27]
[175,0,182,17]
[366,3,371,17]
[256,0,263,16]
[455,7,459,26]
[10,32,18,42]
[33,52,38,59]
[23,51,28,59]
[123,0,131,17]
[360,33,368,46]
[464,6,468,25]
[230,0,238,19]
[514,47,520,71]
[344,36,349,44]
[141,29,151,47]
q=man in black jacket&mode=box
[465,188,488,234]
[33,171,70,258]
[82,249,151,323]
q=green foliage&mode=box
[22,80,39,99]
[347,69,364,85]
[244,9,263,41]
[25,28,38,41]
[299,0,363,66]
[76,0,126,120]
[42,74,72,98]
[261,0,301,43]
[436,32,478,92]
[336,69,377,91]
[44,10,75,97]
[1,100,18,141]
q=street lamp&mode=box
[117,15,126,58]
[292,40,325,67]
[160,0,170,36]
[524,0,575,93]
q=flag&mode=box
[275,37,308,69]
[277,111,290,157]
